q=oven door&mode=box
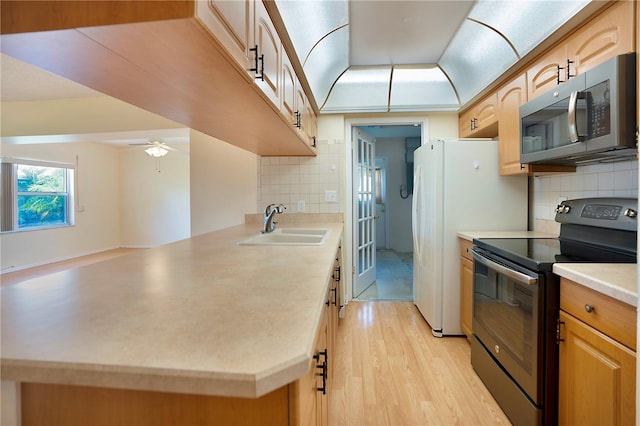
[471,248,544,404]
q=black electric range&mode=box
[470,197,637,426]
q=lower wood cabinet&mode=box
[459,238,473,339]
[459,238,474,340]
[558,278,636,426]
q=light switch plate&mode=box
[297,200,306,212]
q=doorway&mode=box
[351,124,421,301]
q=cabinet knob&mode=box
[584,304,595,313]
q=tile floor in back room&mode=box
[357,249,413,301]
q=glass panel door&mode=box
[353,128,376,298]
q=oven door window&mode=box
[473,257,543,403]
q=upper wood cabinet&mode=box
[194,0,253,75]
[254,0,281,107]
[281,51,297,126]
[293,86,318,150]
[526,44,567,101]
[565,0,635,77]
[497,74,528,175]
[458,93,498,138]
[527,1,634,101]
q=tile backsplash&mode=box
[257,139,345,214]
[532,159,638,234]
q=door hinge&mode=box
[556,318,565,344]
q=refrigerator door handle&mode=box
[411,165,422,261]
[470,248,538,285]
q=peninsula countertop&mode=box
[1,222,343,398]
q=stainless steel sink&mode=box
[238,228,329,246]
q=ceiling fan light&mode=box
[145,146,168,158]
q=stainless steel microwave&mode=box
[520,53,636,165]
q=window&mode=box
[1,158,75,232]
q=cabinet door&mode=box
[304,101,317,149]
[526,44,567,101]
[195,0,254,74]
[294,86,307,138]
[281,51,297,126]
[474,93,498,132]
[316,306,329,426]
[459,255,473,339]
[558,311,636,426]
[254,0,281,107]
[497,74,529,176]
[458,108,476,138]
[458,94,498,138]
[565,1,635,77]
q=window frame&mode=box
[1,157,76,233]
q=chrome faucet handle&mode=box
[264,204,276,215]
[276,204,286,213]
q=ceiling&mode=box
[276,0,591,113]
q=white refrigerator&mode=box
[412,138,528,336]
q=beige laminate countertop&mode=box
[553,263,638,307]
[1,222,343,398]
[457,230,558,241]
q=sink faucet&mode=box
[262,204,286,233]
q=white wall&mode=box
[119,146,191,247]
[1,142,121,271]
[532,159,639,234]
[375,137,413,253]
[189,129,258,236]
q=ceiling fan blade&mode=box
[159,143,189,155]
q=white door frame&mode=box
[344,117,429,303]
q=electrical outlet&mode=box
[297,200,306,212]
[325,190,337,203]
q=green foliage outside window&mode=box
[17,165,68,228]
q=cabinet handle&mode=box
[556,318,565,344]
[584,304,595,313]
[249,45,264,81]
[557,64,565,85]
[330,287,337,306]
[315,349,328,395]
[332,266,341,283]
[312,136,317,148]
[293,111,301,129]
[566,59,575,80]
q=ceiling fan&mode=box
[129,139,188,158]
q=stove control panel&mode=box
[555,197,637,231]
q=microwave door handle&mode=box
[470,249,538,285]
[568,91,585,143]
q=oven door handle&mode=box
[470,248,538,285]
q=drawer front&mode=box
[560,278,637,351]
[459,239,474,261]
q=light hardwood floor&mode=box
[329,301,511,425]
